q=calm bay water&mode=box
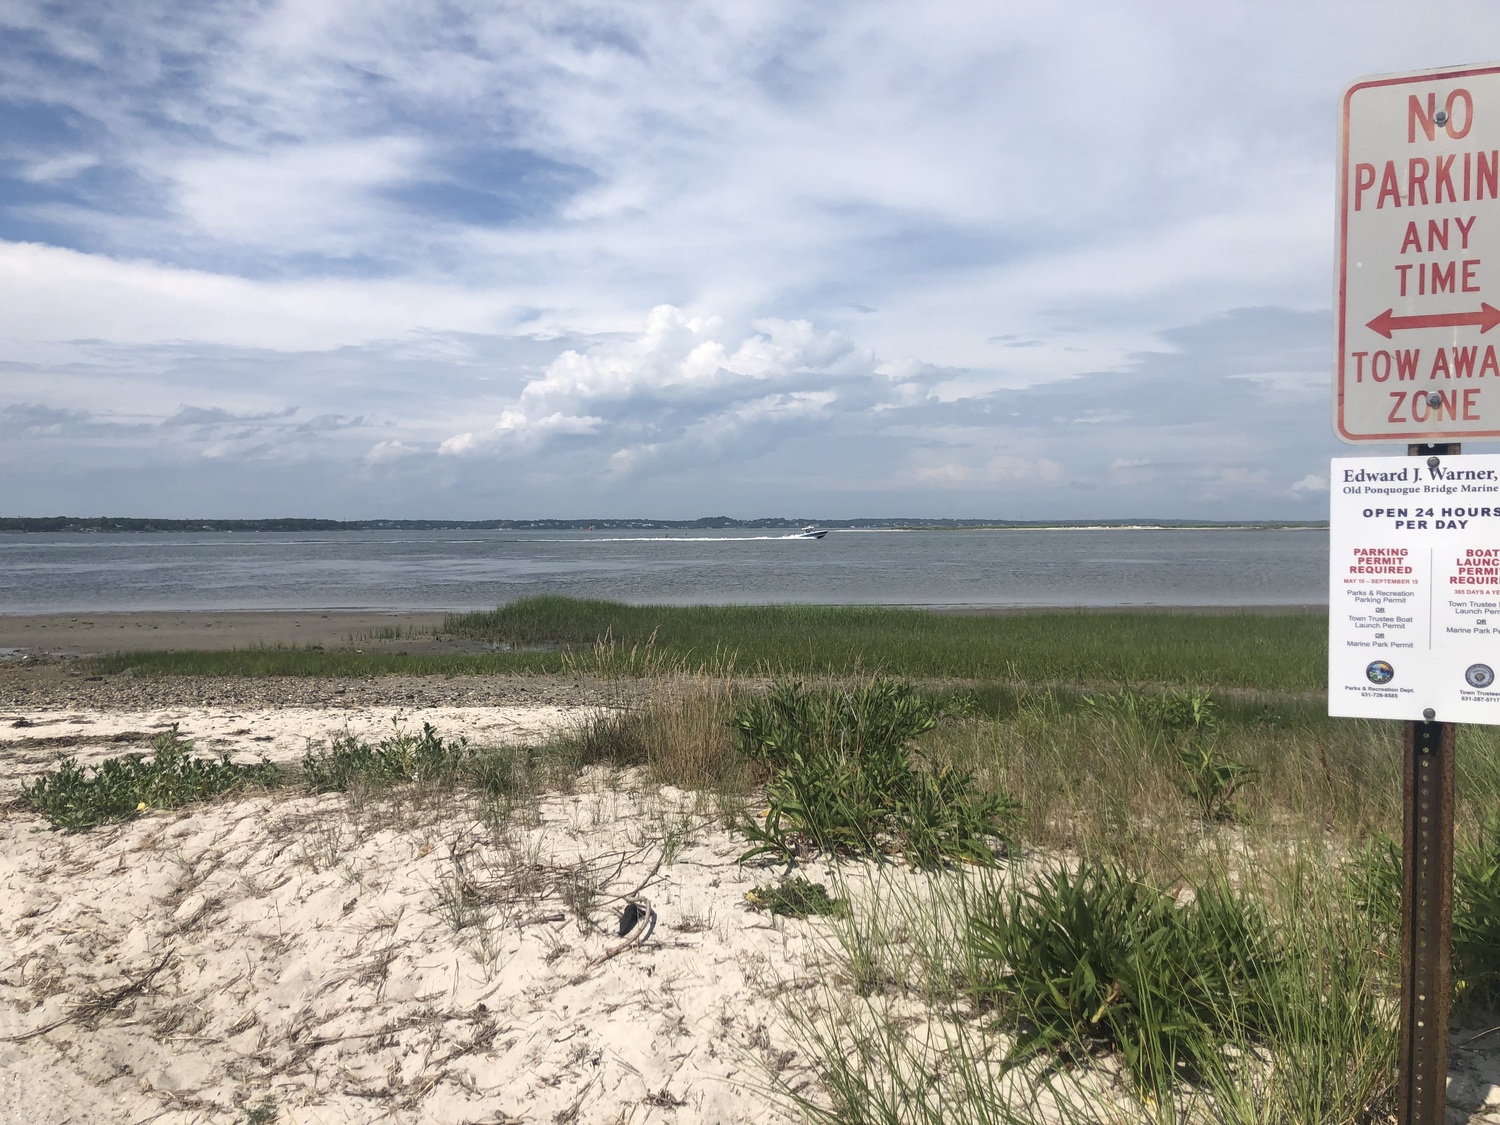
[0,528,1329,614]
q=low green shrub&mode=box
[1082,688,1255,823]
[301,721,475,792]
[24,726,281,831]
[1174,740,1256,823]
[744,876,847,918]
[733,680,1018,868]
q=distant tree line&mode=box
[0,515,1326,533]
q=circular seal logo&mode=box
[1466,663,1496,689]
[1366,660,1395,685]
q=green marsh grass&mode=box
[87,597,1328,691]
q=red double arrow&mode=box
[1366,303,1500,338]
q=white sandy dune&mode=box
[0,762,830,1125]
[0,705,591,780]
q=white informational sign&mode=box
[1330,454,1500,723]
[1337,63,1500,442]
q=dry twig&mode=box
[2,949,175,1043]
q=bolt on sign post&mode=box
[1335,62,1500,1125]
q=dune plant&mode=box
[965,860,1274,1096]
[24,726,281,831]
[1081,686,1219,731]
[1174,739,1256,824]
[744,877,847,919]
[1455,812,1500,1010]
[301,721,475,792]
[1082,688,1255,823]
[733,680,1018,868]
[1351,814,1500,1012]
[777,855,1396,1125]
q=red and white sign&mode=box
[1337,64,1500,442]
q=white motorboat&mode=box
[785,525,828,539]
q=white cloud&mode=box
[17,153,100,183]
[0,241,530,354]
[440,409,604,456]
[365,439,420,464]
[170,138,428,252]
[1290,473,1329,494]
[436,306,881,468]
[0,302,1374,517]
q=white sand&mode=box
[0,705,591,780]
[0,746,831,1124]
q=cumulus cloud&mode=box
[438,306,895,474]
[0,301,1393,517]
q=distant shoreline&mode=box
[0,516,1329,534]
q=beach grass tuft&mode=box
[780,851,1398,1125]
[733,679,1019,868]
[301,720,478,793]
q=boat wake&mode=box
[534,533,828,543]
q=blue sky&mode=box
[1,1,1497,519]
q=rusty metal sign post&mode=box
[1397,711,1456,1123]
[1397,440,1460,1125]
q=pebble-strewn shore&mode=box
[0,666,624,713]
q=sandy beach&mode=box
[0,652,844,1125]
[0,773,831,1124]
[0,607,834,1125]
